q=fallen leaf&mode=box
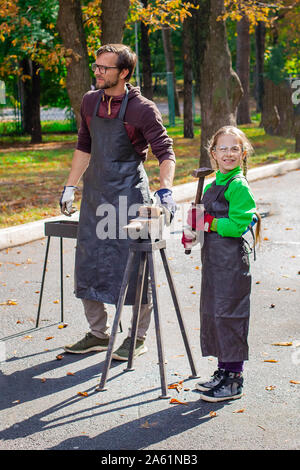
[168,380,184,392]
[233,409,245,413]
[195,266,199,270]
[285,227,293,230]
[209,411,217,417]
[270,304,275,308]
[45,336,54,341]
[290,380,300,385]
[56,354,63,360]
[263,237,269,241]
[67,372,75,376]
[40,378,46,383]
[141,420,150,429]
[169,398,188,405]
[271,342,293,346]
[77,391,88,397]
[53,300,59,304]
[265,385,276,391]
[23,335,32,339]
[256,281,260,284]
[264,359,278,363]
[58,323,68,329]
[0,299,18,306]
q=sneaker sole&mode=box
[63,345,108,354]
[199,392,243,403]
[195,383,220,392]
[112,345,148,361]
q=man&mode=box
[60,44,176,361]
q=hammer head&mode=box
[192,167,214,179]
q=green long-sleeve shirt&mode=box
[203,167,256,238]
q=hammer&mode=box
[185,166,214,255]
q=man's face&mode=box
[94,52,122,90]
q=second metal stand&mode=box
[96,238,198,398]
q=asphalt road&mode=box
[0,170,299,451]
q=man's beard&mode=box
[96,74,120,90]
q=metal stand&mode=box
[96,238,198,399]
[35,220,124,333]
[35,221,79,328]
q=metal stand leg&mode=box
[96,250,136,392]
[160,248,198,378]
[36,236,51,328]
[125,251,147,372]
[60,237,64,324]
[148,250,170,399]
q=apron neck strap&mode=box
[93,91,104,118]
[118,85,129,121]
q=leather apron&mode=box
[75,86,151,305]
[200,176,251,362]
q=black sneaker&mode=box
[195,368,226,392]
[199,371,244,402]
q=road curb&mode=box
[1,158,299,251]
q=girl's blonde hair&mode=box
[207,126,261,246]
[207,125,254,178]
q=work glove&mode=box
[181,226,200,250]
[60,185,78,216]
[203,213,217,232]
[154,188,177,225]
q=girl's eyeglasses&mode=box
[215,146,242,155]
[91,63,119,74]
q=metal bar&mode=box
[125,252,147,372]
[96,250,136,392]
[60,237,64,324]
[147,250,170,399]
[160,248,198,378]
[35,236,51,328]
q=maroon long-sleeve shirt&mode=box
[76,83,176,165]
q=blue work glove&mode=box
[154,188,177,225]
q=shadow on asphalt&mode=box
[0,347,227,450]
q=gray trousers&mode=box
[82,286,153,341]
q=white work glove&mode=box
[60,186,78,216]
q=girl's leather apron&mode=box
[75,87,151,305]
[200,176,251,362]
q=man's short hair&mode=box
[96,44,137,81]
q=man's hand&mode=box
[60,186,78,216]
[154,188,177,225]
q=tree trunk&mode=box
[162,27,181,117]
[199,0,243,168]
[57,0,91,130]
[30,61,42,144]
[19,58,32,134]
[140,0,153,100]
[100,0,130,44]
[189,0,210,102]
[182,17,194,138]
[19,58,42,143]
[261,78,294,137]
[255,21,266,114]
[236,15,251,124]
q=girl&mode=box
[183,126,261,402]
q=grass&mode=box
[0,115,299,228]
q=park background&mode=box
[0,0,300,228]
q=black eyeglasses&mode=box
[91,63,119,74]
